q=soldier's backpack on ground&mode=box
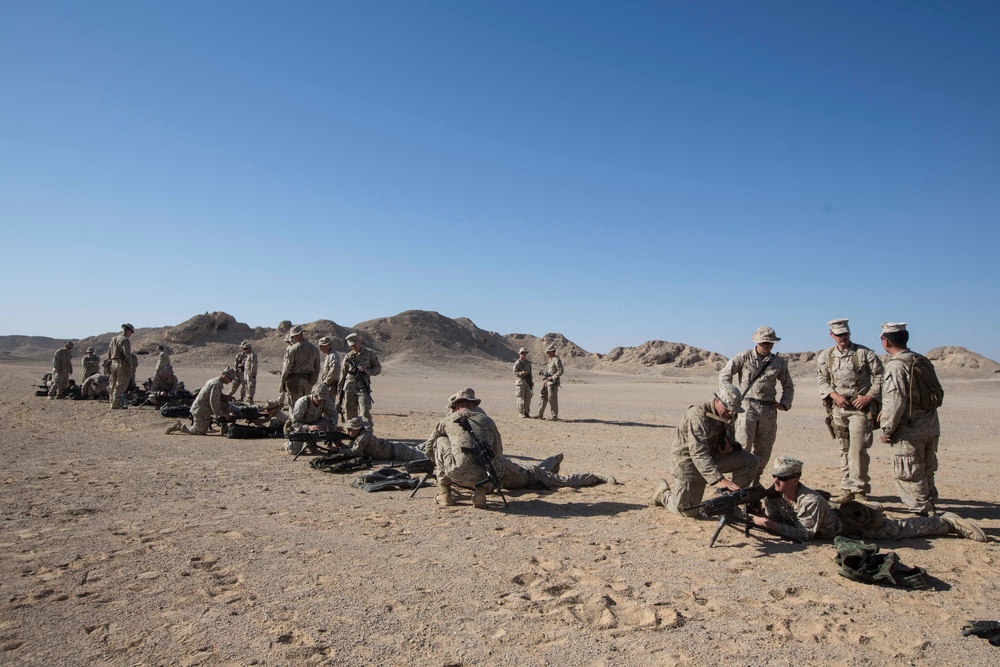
[225,424,282,439]
[351,467,424,492]
[160,404,191,419]
[834,536,929,590]
[309,451,371,473]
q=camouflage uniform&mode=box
[425,409,503,491]
[347,426,426,461]
[651,402,760,516]
[179,377,228,435]
[242,350,258,403]
[881,350,940,514]
[536,354,564,420]
[321,350,340,388]
[817,344,884,496]
[513,356,533,417]
[82,352,101,379]
[230,350,246,398]
[81,374,110,400]
[338,347,381,423]
[499,455,609,490]
[155,350,171,376]
[151,369,180,394]
[281,340,321,408]
[107,334,133,409]
[720,349,793,478]
[128,353,139,391]
[291,393,337,432]
[49,347,73,398]
[764,484,952,542]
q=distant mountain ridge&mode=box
[2,311,998,376]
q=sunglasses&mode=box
[773,474,798,482]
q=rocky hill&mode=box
[3,312,998,377]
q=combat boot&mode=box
[941,512,988,542]
[435,486,455,506]
[595,473,618,485]
[650,479,670,507]
[165,421,183,435]
[472,486,489,509]
[832,490,855,504]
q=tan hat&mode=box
[448,388,481,407]
[122,323,135,332]
[881,322,907,334]
[545,343,557,352]
[283,333,292,343]
[65,341,74,348]
[714,383,745,413]
[221,366,238,380]
[264,400,282,411]
[310,382,331,399]
[318,336,333,346]
[288,325,304,336]
[827,319,850,335]
[752,326,780,344]
[772,456,803,478]
[345,416,366,430]
[86,346,95,353]
[346,333,360,343]
[518,347,529,355]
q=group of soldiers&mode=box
[649,320,986,544]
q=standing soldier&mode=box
[48,341,74,399]
[82,346,101,379]
[240,342,258,404]
[154,344,171,375]
[879,322,943,515]
[318,336,341,390]
[536,343,564,420]
[719,326,794,481]
[817,319,884,503]
[230,342,248,398]
[280,326,321,409]
[513,347,533,418]
[107,323,135,409]
[338,333,381,424]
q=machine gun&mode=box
[287,430,352,460]
[230,405,268,423]
[455,414,508,509]
[405,458,436,498]
[682,484,779,547]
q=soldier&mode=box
[879,322,942,515]
[278,333,293,410]
[48,341,74,399]
[257,400,290,433]
[650,383,761,516]
[290,382,338,434]
[240,342,258,403]
[80,373,110,400]
[229,342,247,398]
[535,343,564,420]
[82,346,101,379]
[154,344,171,376]
[338,332,381,424]
[513,347,533,418]
[342,416,427,461]
[318,336,340,390]
[817,319,884,503]
[150,364,180,397]
[751,456,985,543]
[128,352,139,391]
[425,389,617,508]
[281,326,321,408]
[719,326,793,481]
[165,367,237,435]
[108,323,135,409]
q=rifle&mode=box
[682,484,779,547]
[405,458,436,498]
[287,430,351,460]
[345,357,374,404]
[454,414,508,509]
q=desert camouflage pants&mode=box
[363,439,426,461]
[831,406,873,494]
[241,372,257,403]
[890,436,938,514]
[654,449,761,517]
[179,413,213,435]
[537,383,558,419]
[499,455,603,490]
[344,380,374,424]
[516,383,532,417]
[109,361,130,409]
[860,514,950,540]
[735,403,777,483]
[285,376,313,410]
[48,371,69,398]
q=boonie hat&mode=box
[345,416,366,430]
[318,336,333,346]
[288,325,304,336]
[772,456,803,478]
[752,326,780,344]
[518,347,529,355]
[714,383,745,413]
[122,323,135,332]
[448,388,481,407]
[545,343,557,352]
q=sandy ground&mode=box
[1,357,999,666]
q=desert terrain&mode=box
[2,314,999,666]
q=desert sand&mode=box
[2,348,999,666]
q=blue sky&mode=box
[2,2,998,359]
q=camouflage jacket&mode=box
[720,349,794,408]
[817,344,883,401]
[880,350,940,441]
[672,402,733,485]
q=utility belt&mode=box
[745,398,777,407]
[286,372,311,380]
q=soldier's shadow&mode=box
[499,498,646,518]
[557,418,674,429]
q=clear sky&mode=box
[2,2,998,360]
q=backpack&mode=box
[160,404,191,419]
[892,353,944,414]
[309,451,371,473]
[833,536,929,590]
